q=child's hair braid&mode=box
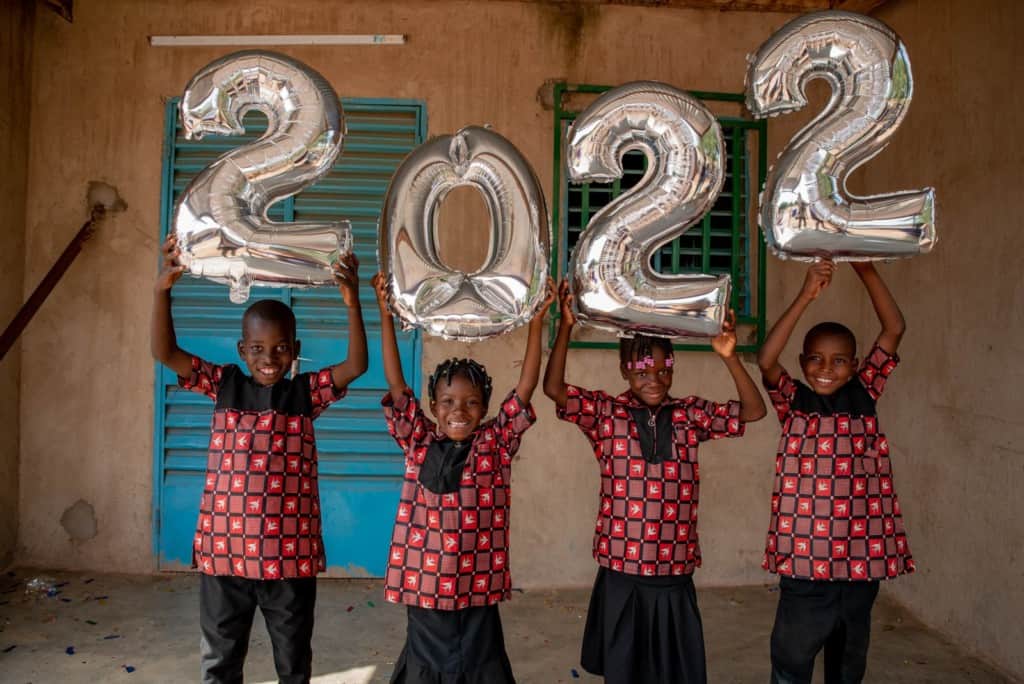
[619,334,674,368]
[428,358,493,406]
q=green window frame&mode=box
[550,83,768,352]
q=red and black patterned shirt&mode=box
[180,356,344,580]
[382,389,536,611]
[763,344,914,581]
[557,385,744,577]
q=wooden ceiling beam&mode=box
[497,0,891,14]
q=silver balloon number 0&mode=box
[746,11,936,261]
[567,81,731,339]
[379,126,550,341]
[174,51,351,303]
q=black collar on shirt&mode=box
[791,379,876,417]
[420,438,474,494]
[625,405,676,464]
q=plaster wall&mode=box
[0,0,33,569]
[15,0,1023,678]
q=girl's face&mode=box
[430,374,487,442]
[800,333,858,395]
[238,317,298,387]
[621,346,673,408]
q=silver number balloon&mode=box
[174,51,351,303]
[379,126,550,341]
[746,11,936,261]
[567,81,730,339]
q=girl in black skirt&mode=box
[374,275,554,683]
[543,280,766,684]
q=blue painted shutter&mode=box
[154,100,425,575]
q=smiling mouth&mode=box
[257,367,280,377]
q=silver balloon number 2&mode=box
[379,126,550,341]
[174,51,351,303]
[567,81,731,339]
[746,11,936,261]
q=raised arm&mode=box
[851,262,905,355]
[150,235,194,378]
[542,278,576,409]
[757,259,836,386]
[330,253,369,390]
[373,272,409,401]
[712,310,767,422]
[515,278,555,403]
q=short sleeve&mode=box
[555,385,614,445]
[493,390,537,458]
[178,355,223,401]
[308,368,347,419]
[685,397,745,442]
[381,390,435,456]
[763,369,798,424]
[858,344,899,400]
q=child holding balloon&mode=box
[543,279,766,684]
[151,235,368,683]
[757,259,914,684]
[374,273,554,683]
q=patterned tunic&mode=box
[180,357,344,580]
[763,344,915,581]
[557,386,744,576]
[382,390,535,611]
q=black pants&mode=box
[770,577,880,684]
[199,574,317,684]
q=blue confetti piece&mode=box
[103,634,120,640]
[46,588,60,597]
[54,582,69,588]
[66,646,75,655]
[571,668,580,678]
[124,665,136,673]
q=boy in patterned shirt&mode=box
[151,235,368,684]
[757,259,914,684]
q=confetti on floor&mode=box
[103,634,121,640]
[65,646,75,655]
[124,665,136,673]
[3,645,16,653]
[571,668,580,678]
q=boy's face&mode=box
[430,374,487,443]
[800,333,857,395]
[237,316,298,387]
[620,346,673,408]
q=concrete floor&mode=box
[0,568,1012,683]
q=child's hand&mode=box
[711,309,738,359]
[371,272,391,312]
[557,278,576,327]
[332,253,360,307]
[801,258,836,301]
[155,235,186,292]
[533,277,557,320]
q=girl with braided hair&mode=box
[373,273,554,684]
[544,279,766,684]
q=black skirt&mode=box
[390,603,516,684]
[581,567,707,684]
